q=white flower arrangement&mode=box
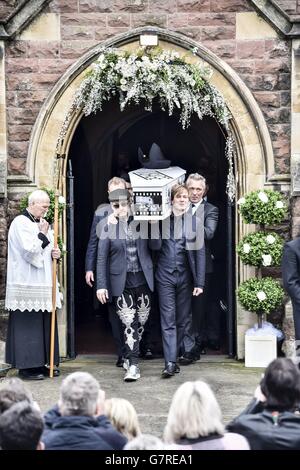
[258,191,269,203]
[56,47,236,200]
[262,254,272,266]
[266,234,276,244]
[237,197,246,205]
[257,291,267,301]
[243,243,251,254]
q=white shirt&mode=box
[5,215,61,312]
[191,199,203,215]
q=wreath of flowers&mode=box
[237,231,284,267]
[237,189,286,225]
[57,47,236,200]
[237,277,284,315]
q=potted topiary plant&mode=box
[237,189,286,366]
[237,277,284,328]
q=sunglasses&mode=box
[111,201,129,209]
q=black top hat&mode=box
[108,188,130,202]
[138,143,171,169]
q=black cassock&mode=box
[5,309,59,369]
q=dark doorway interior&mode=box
[68,99,234,355]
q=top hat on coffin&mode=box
[138,143,171,169]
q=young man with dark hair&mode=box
[0,401,44,450]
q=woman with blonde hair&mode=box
[104,398,141,441]
[164,380,249,450]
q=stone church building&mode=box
[0,0,300,362]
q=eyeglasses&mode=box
[111,201,129,209]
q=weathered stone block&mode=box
[176,27,202,41]
[201,26,235,41]
[60,40,97,59]
[168,14,189,28]
[113,0,148,13]
[253,91,281,108]
[149,0,176,13]
[188,12,236,26]
[50,0,79,13]
[6,59,39,74]
[61,25,95,40]
[8,158,26,175]
[7,107,37,125]
[265,39,291,59]
[107,13,130,27]
[26,41,60,59]
[177,0,210,11]
[237,40,266,60]
[236,12,277,40]
[211,0,251,11]
[205,41,236,59]
[255,59,290,74]
[131,14,167,28]
[8,141,29,159]
[61,13,106,26]
[5,41,27,58]
[94,28,127,42]
[20,13,60,42]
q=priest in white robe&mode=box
[5,189,61,380]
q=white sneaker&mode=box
[123,359,130,371]
[124,365,140,382]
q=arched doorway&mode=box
[68,98,232,355]
[27,27,276,359]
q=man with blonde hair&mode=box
[5,189,61,380]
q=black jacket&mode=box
[42,405,127,450]
[194,201,218,274]
[282,238,300,302]
[85,204,112,272]
[227,399,300,450]
[97,219,160,298]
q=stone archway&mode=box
[27,27,277,358]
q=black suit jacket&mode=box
[194,200,219,274]
[155,213,206,288]
[97,220,160,299]
[282,238,300,302]
[85,204,111,272]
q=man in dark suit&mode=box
[154,184,205,377]
[96,189,160,381]
[85,177,127,367]
[282,238,300,354]
[181,173,219,362]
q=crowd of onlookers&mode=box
[1,357,300,451]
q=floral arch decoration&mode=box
[57,47,236,200]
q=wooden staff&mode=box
[50,190,59,378]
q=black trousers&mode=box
[108,303,125,358]
[193,272,221,345]
[157,270,193,364]
[5,309,59,370]
[113,285,151,365]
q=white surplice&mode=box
[5,215,62,312]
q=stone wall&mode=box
[0,0,293,328]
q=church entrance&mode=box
[67,98,235,356]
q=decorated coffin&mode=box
[129,166,186,220]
